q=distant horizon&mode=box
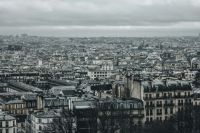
[0,29,200,38]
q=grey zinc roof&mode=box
[33,110,60,118]
[22,94,37,100]
[62,90,76,96]
[6,99,24,104]
[143,79,192,92]
[0,113,16,121]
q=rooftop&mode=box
[32,110,60,118]
[0,112,16,121]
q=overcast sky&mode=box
[0,0,200,37]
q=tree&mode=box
[53,109,74,133]
[142,119,176,133]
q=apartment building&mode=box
[0,112,17,133]
[113,73,197,123]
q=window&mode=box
[32,102,35,107]
[157,109,159,115]
[165,108,168,115]
[146,109,149,115]
[134,103,138,108]
[130,103,133,109]
[150,109,153,115]
[0,121,2,127]
[138,103,142,108]
[6,121,9,127]
[29,103,31,107]
[0,129,2,133]
[39,125,42,130]
[156,101,162,106]
[170,108,173,114]
[156,93,159,98]
[120,103,124,109]
[189,99,192,103]
[17,104,21,109]
[6,129,9,133]
[157,109,162,115]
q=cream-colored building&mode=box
[114,74,196,123]
[0,112,17,133]
[142,80,193,122]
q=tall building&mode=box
[142,80,193,122]
[121,74,196,123]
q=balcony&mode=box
[156,112,162,115]
[174,95,193,98]
[145,104,155,108]
[144,97,155,100]
[164,103,174,107]
[184,102,193,106]
[178,103,184,106]
[156,104,162,107]
[132,114,144,118]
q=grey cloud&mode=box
[0,0,200,36]
[0,0,200,26]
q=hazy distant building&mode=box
[87,68,112,80]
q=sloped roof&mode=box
[143,79,192,92]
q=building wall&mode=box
[88,70,112,79]
[130,80,143,100]
[0,119,17,133]
[26,113,58,133]
[143,89,193,122]
[117,76,198,123]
